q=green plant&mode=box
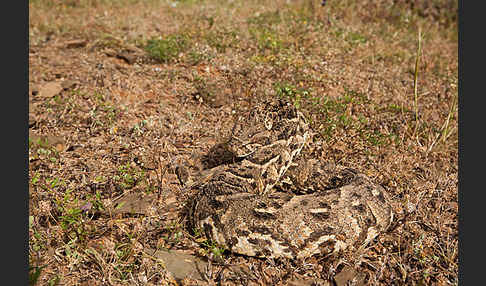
[87,191,104,212]
[200,239,226,261]
[59,206,85,240]
[274,82,310,108]
[29,264,47,286]
[48,276,60,286]
[115,162,144,189]
[31,173,41,185]
[111,242,138,280]
[204,29,238,53]
[145,34,189,63]
[187,50,206,65]
[161,222,183,247]
[362,129,391,146]
[346,31,368,46]
[249,27,284,53]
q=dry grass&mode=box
[29,0,457,285]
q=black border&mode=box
[458,1,472,285]
[5,0,29,283]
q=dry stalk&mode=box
[440,91,457,143]
[413,27,423,136]
[426,91,458,153]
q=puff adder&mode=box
[185,98,393,260]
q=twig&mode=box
[413,27,423,136]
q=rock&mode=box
[147,248,208,281]
[333,265,366,286]
[110,193,158,215]
[39,81,63,98]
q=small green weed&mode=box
[362,129,391,146]
[86,191,104,212]
[114,162,144,189]
[29,264,47,286]
[145,34,189,63]
[160,222,183,247]
[346,31,368,46]
[200,239,227,261]
[33,175,65,193]
[187,50,206,65]
[192,226,226,261]
[31,173,41,185]
[204,29,238,53]
[111,243,139,280]
[48,276,60,286]
[274,82,311,109]
[249,27,284,53]
[59,206,86,241]
[54,189,94,243]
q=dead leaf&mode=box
[39,81,63,98]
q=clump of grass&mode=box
[145,34,189,63]
[249,27,284,54]
[346,31,368,46]
[274,82,310,109]
[191,226,227,262]
[203,29,239,53]
[55,189,96,243]
[199,239,227,262]
[29,264,48,286]
[439,90,457,143]
[247,10,287,54]
[114,162,144,190]
[159,222,184,249]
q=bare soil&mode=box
[29,0,458,285]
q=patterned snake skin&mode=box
[186,98,393,260]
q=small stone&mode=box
[39,81,63,98]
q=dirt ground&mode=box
[29,0,458,285]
